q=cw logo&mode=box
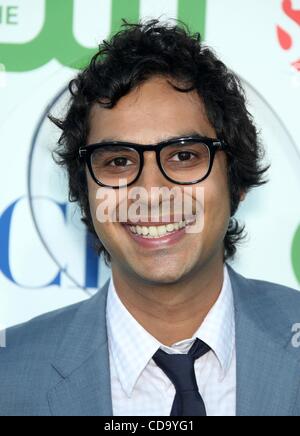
[0,0,206,72]
[0,197,100,290]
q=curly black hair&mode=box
[49,19,269,265]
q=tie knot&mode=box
[188,338,211,360]
[153,338,210,393]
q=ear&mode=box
[240,191,246,202]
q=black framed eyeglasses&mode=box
[79,135,227,189]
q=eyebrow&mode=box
[93,130,208,145]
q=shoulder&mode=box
[0,287,108,416]
[0,300,81,415]
[252,278,300,333]
[227,264,300,326]
[0,288,104,366]
[0,280,110,416]
[0,280,110,365]
[0,298,90,392]
[3,298,86,354]
[246,275,300,314]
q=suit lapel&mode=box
[228,265,300,416]
[48,282,113,416]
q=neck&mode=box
[111,253,225,347]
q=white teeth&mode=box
[142,226,149,236]
[136,225,143,235]
[166,224,175,232]
[128,221,188,238]
[157,225,167,236]
[149,226,158,237]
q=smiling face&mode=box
[86,76,231,285]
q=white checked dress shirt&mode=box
[106,265,236,416]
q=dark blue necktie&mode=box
[153,338,210,416]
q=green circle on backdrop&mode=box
[292,225,300,284]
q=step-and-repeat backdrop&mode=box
[1,0,300,329]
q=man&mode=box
[1,20,300,417]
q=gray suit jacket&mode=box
[1,265,300,416]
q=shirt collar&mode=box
[192,265,235,379]
[106,264,235,397]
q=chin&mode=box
[140,274,183,286]
[131,262,191,285]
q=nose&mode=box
[129,151,177,220]
[136,151,172,191]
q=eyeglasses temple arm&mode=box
[79,148,87,159]
[213,140,227,150]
